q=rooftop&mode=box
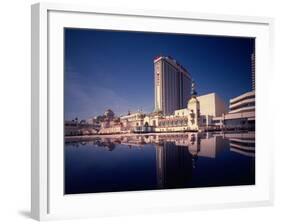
[153,55,189,74]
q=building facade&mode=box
[119,112,145,133]
[154,56,192,115]
[211,91,255,130]
[229,91,255,114]
[197,93,228,117]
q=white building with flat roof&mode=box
[229,90,255,114]
[197,93,228,117]
[210,91,255,130]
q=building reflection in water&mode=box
[155,143,193,189]
[227,132,255,157]
[154,133,232,189]
[65,131,255,189]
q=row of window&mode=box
[212,120,221,124]
[158,119,188,127]
[230,102,255,111]
[230,140,255,147]
[230,95,255,105]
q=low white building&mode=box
[229,91,255,114]
[212,91,255,130]
[119,112,145,132]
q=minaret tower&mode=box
[187,81,200,130]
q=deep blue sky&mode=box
[64,28,254,120]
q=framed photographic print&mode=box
[31,2,274,221]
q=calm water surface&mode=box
[64,132,255,194]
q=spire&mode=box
[191,80,197,97]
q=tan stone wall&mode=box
[214,94,228,116]
[197,93,227,117]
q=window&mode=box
[212,120,220,124]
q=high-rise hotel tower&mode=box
[154,56,192,115]
[251,51,255,91]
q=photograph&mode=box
[64,28,255,194]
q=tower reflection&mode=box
[156,143,194,189]
[154,133,230,189]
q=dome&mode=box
[188,96,199,104]
[104,109,114,118]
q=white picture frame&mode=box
[31,2,274,221]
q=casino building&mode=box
[154,56,192,115]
